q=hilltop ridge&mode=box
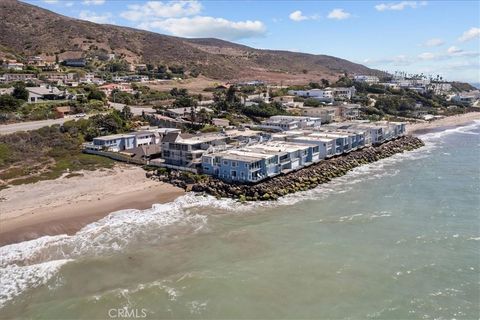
[0,0,383,82]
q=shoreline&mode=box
[406,111,480,135]
[1,113,478,247]
[0,166,184,246]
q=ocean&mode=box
[1,122,479,319]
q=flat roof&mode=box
[290,136,335,143]
[93,133,135,141]
[179,135,227,145]
[253,142,311,153]
[207,149,272,162]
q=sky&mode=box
[24,0,480,83]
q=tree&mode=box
[170,88,188,97]
[0,95,22,112]
[321,79,330,87]
[226,85,237,104]
[197,108,211,124]
[12,84,29,101]
[172,96,197,109]
[88,89,106,101]
[121,106,133,121]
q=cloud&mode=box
[458,27,480,42]
[447,46,462,54]
[79,10,113,24]
[364,55,412,66]
[121,1,202,21]
[288,10,319,21]
[289,10,308,21]
[42,0,58,3]
[138,16,266,41]
[375,1,427,11]
[82,0,105,5]
[423,38,444,47]
[327,9,351,20]
[418,52,435,60]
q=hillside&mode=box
[0,0,383,83]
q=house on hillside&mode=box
[354,75,379,84]
[98,83,134,96]
[212,118,230,127]
[63,58,86,67]
[165,106,214,120]
[3,73,36,82]
[27,85,65,103]
[27,56,46,67]
[271,95,304,108]
[331,86,356,100]
[299,106,340,123]
[288,89,334,103]
[6,61,23,71]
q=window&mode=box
[232,161,237,167]
[231,170,237,177]
[223,160,228,165]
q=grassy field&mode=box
[0,125,115,189]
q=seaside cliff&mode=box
[149,136,425,201]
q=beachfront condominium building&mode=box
[287,135,336,159]
[202,149,280,183]
[260,115,321,131]
[202,141,318,183]
[161,132,229,171]
[244,142,316,171]
[90,131,160,152]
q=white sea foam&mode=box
[418,120,480,143]
[0,195,213,309]
[0,259,71,309]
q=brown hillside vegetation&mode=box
[0,0,384,83]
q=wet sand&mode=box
[0,166,184,246]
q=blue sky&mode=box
[25,0,480,82]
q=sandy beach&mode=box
[0,165,185,246]
[406,112,480,135]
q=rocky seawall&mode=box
[149,136,425,201]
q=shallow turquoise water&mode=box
[1,122,479,319]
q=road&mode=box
[108,102,156,116]
[0,104,156,135]
[0,118,73,135]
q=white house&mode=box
[288,89,334,102]
[5,61,24,71]
[27,85,65,103]
[331,86,356,100]
[354,75,380,84]
[212,118,230,127]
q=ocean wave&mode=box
[0,196,213,309]
[418,120,480,143]
[0,259,71,309]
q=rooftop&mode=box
[93,133,135,141]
